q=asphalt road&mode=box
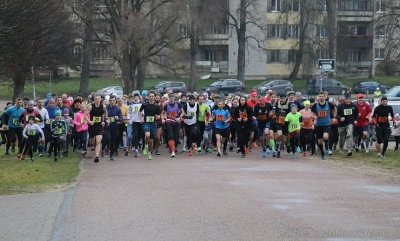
[54,147,400,241]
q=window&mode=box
[221,50,229,61]
[288,50,297,63]
[271,25,281,38]
[347,50,362,61]
[272,0,281,12]
[316,0,327,12]
[316,49,329,59]
[316,25,326,38]
[339,0,372,11]
[179,24,188,37]
[287,0,300,12]
[375,48,385,59]
[73,46,80,55]
[205,50,215,61]
[209,25,229,34]
[376,0,387,12]
[270,50,281,63]
[287,25,299,38]
[375,25,386,37]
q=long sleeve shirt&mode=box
[73,111,90,132]
[34,107,49,129]
[106,105,123,129]
[51,119,67,137]
[23,123,44,139]
[61,116,74,134]
[4,106,24,128]
[337,103,359,127]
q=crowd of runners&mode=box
[1,88,400,163]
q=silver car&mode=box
[96,86,123,97]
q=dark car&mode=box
[306,78,350,95]
[148,81,188,94]
[200,79,245,94]
[383,86,400,101]
[352,80,390,94]
[253,80,293,95]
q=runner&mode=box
[311,91,337,160]
[212,100,230,157]
[162,93,184,157]
[139,91,161,160]
[182,95,199,156]
[196,94,211,154]
[22,115,45,162]
[337,94,359,156]
[128,93,143,157]
[372,96,396,158]
[153,93,163,155]
[34,98,49,157]
[274,93,290,158]
[3,98,24,155]
[228,97,239,152]
[61,108,74,157]
[234,96,253,158]
[354,93,372,153]
[45,98,60,155]
[299,100,314,157]
[285,104,302,159]
[50,110,67,162]
[116,96,129,155]
[253,96,273,157]
[103,95,123,161]
[73,104,90,158]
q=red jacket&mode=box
[247,99,257,108]
[355,101,372,127]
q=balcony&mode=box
[199,34,229,46]
[337,35,373,48]
[338,0,373,21]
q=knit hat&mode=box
[55,110,61,116]
[48,98,55,103]
[381,96,388,101]
[28,100,35,105]
[28,115,35,121]
[141,90,148,96]
[303,100,311,106]
[63,108,69,114]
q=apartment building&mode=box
[265,0,387,79]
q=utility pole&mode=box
[32,66,36,101]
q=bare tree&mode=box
[0,0,77,100]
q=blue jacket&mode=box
[5,106,24,128]
[106,105,123,129]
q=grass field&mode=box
[0,145,81,195]
[0,75,399,100]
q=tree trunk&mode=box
[326,0,337,60]
[236,0,247,83]
[79,21,93,95]
[121,46,132,94]
[288,0,307,81]
[52,68,60,80]
[189,18,198,92]
[13,72,26,100]
[137,60,147,91]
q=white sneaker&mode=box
[171,152,175,157]
[328,150,332,155]
[365,148,369,154]
[377,153,385,158]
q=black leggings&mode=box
[376,127,391,155]
[23,136,39,158]
[290,132,300,153]
[165,123,180,142]
[197,121,206,147]
[230,126,237,144]
[329,125,338,150]
[118,124,126,147]
[184,124,199,150]
[131,122,142,150]
[50,136,62,156]
[300,128,314,152]
[237,126,251,154]
[8,127,23,146]
[102,127,119,156]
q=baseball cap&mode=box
[357,93,364,99]
[251,92,257,97]
[344,94,351,99]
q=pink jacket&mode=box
[73,111,90,132]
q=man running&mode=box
[162,93,184,157]
[311,91,337,160]
[372,96,396,158]
[337,94,359,156]
[89,94,107,163]
[253,96,273,157]
[182,95,200,156]
[354,93,372,153]
[2,98,24,155]
[139,91,161,160]
[103,95,123,161]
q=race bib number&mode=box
[108,117,115,123]
[27,129,36,136]
[278,116,285,124]
[169,111,178,118]
[134,106,140,112]
[303,119,312,127]
[146,116,155,122]
[330,118,338,124]
[378,116,387,122]
[271,112,276,119]
[49,119,54,123]
[239,112,247,119]
[216,114,224,121]
[93,116,101,123]
[188,112,195,117]
[25,115,30,121]
[54,128,63,134]
[344,109,353,116]
[13,118,19,125]
[199,111,205,116]
[258,114,267,121]
[317,110,327,117]
[291,124,298,129]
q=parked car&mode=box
[253,80,293,95]
[351,80,390,94]
[382,86,400,101]
[306,78,350,95]
[200,79,245,94]
[96,86,123,97]
[148,81,188,94]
